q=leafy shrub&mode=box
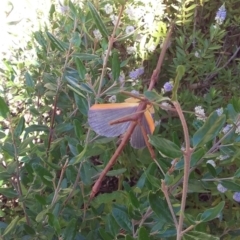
[1,0,240,239]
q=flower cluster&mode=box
[129,67,144,80]
[130,90,139,95]
[163,82,173,93]
[216,108,223,116]
[195,106,206,121]
[217,183,227,193]
[127,46,136,55]
[194,50,201,58]
[233,192,240,203]
[93,29,102,41]
[125,26,135,35]
[222,124,233,134]
[215,4,227,25]
[104,3,113,14]
[235,125,240,135]
[110,14,119,26]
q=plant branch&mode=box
[162,181,178,229]
[148,22,174,91]
[51,159,69,207]
[97,3,125,98]
[173,101,192,240]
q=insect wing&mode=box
[130,110,155,149]
[88,103,139,137]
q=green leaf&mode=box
[172,65,185,101]
[0,131,6,139]
[74,92,88,116]
[69,145,87,165]
[200,201,225,222]
[112,207,132,233]
[75,58,86,80]
[148,191,173,223]
[47,213,61,235]
[2,142,15,157]
[138,227,151,240]
[66,75,93,94]
[99,228,113,240]
[80,160,93,185]
[149,136,182,158]
[71,32,81,47]
[0,188,18,198]
[123,182,140,208]
[44,83,57,91]
[55,123,73,134]
[221,180,240,191]
[106,168,126,176]
[3,216,19,236]
[125,235,135,240]
[14,116,25,137]
[111,51,120,81]
[234,168,240,178]
[24,224,35,235]
[32,163,53,186]
[87,1,108,38]
[36,209,49,222]
[106,214,120,237]
[34,194,47,205]
[206,163,217,177]
[144,90,161,102]
[73,119,83,139]
[183,231,219,240]
[63,218,77,240]
[72,53,100,61]
[25,72,34,87]
[0,96,9,118]
[0,172,12,181]
[46,31,65,52]
[192,112,226,147]
[24,125,49,138]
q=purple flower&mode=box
[217,183,227,193]
[233,192,240,203]
[215,4,226,25]
[163,82,173,92]
[129,67,144,80]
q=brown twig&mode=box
[148,23,174,91]
[173,101,193,240]
[97,3,126,98]
[161,181,178,229]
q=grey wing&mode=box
[88,106,138,137]
[130,114,152,149]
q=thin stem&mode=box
[62,162,83,208]
[201,177,233,182]
[51,159,69,207]
[133,207,153,237]
[161,181,178,229]
[173,101,192,240]
[97,4,125,98]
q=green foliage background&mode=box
[1,0,240,239]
